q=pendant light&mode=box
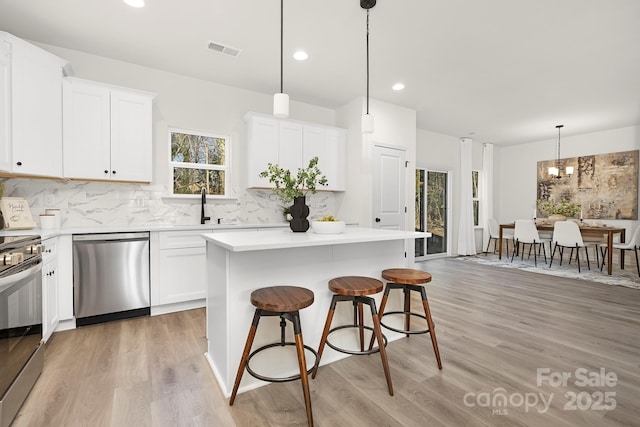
[361,0,376,133]
[273,0,289,118]
[548,124,573,178]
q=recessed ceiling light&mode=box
[392,83,405,91]
[123,0,145,8]
[293,50,309,61]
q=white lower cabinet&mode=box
[151,230,211,311]
[56,235,74,327]
[157,243,209,305]
[41,236,59,342]
[151,228,260,314]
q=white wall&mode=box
[335,97,417,230]
[497,125,640,234]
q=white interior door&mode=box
[372,145,406,230]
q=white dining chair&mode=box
[581,231,607,269]
[511,219,547,266]
[486,218,512,256]
[549,221,590,272]
[599,225,640,277]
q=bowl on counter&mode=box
[310,220,346,234]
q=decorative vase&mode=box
[289,196,309,232]
[548,214,567,224]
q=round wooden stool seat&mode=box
[382,268,432,285]
[328,276,383,296]
[250,286,314,312]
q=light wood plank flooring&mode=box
[12,257,640,426]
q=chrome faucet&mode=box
[201,187,210,224]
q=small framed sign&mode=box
[0,197,37,229]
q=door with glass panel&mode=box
[415,169,450,259]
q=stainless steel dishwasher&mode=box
[73,232,150,326]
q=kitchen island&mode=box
[203,227,430,396]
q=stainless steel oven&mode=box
[0,235,43,427]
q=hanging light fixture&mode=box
[548,124,573,178]
[361,0,376,133]
[273,0,289,118]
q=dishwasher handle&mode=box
[73,232,150,242]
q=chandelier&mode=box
[548,125,573,178]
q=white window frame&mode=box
[168,127,232,198]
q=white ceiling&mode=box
[1,0,639,145]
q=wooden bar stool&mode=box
[229,286,318,426]
[376,268,442,370]
[312,276,393,396]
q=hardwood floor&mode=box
[13,257,640,426]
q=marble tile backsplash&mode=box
[2,178,335,229]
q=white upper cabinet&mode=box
[246,114,279,188]
[322,127,346,191]
[63,77,154,182]
[278,120,303,173]
[245,112,346,191]
[0,32,66,177]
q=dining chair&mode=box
[549,221,590,272]
[599,225,640,277]
[511,219,547,266]
[581,231,607,269]
[486,218,512,256]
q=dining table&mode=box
[498,222,626,275]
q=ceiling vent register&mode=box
[207,42,241,57]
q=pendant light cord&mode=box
[557,128,560,170]
[366,9,370,115]
[280,0,284,94]
[556,125,563,171]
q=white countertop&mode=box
[203,227,430,252]
[0,222,291,239]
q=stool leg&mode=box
[312,296,337,379]
[291,312,314,427]
[368,285,391,351]
[358,301,365,352]
[420,288,442,370]
[403,286,411,337]
[369,300,393,396]
[229,309,261,405]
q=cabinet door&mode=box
[56,235,73,322]
[0,39,11,171]
[42,256,59,342]
[246,114,279,188]
[278,121,303,173]
[157,246,207,304]
[63,79,111,180]
[11,39,64,177]
[302,125,324,166]
[324,128,346,191]
[110,89,152,182]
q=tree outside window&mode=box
[472,170,480,226]
[169,128,230,196]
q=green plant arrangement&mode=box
[536,199,581,217]
[259,156,328,206]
